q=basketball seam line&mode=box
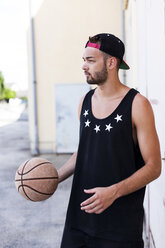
[18,184,54,195]
[15,177,58,181]
[21,159,34,201]
[17,162,53,176]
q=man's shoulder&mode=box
[133,92,151,109]
[132,91,154,123]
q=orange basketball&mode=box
[15,157,58,202]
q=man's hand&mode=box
[80,186,118,214]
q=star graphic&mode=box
[105,123,113,132]
[114,114,122,122]
[94,125,100,133]
[85,119,91,127]
[83,110,89,117]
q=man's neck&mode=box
[96,78,125,100]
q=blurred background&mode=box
[0,0,164,247]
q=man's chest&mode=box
[91,97,123,119]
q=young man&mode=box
[58,33,161,248]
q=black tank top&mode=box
[65,88,146,242]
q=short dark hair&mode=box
[88,35,101,44]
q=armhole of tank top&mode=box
[130,90,145,166]
[80,89,94,117]
[130,90,139,149]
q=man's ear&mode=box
[107,57,117,70]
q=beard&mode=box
[86,64,108,86]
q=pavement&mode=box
[0,101,72,248]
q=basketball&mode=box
[15,157,58,202]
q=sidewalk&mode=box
[0,101,72,248]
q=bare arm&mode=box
[81,94,161,214]
[115,94,161,197]
[57,95,85,183]
[58,152,77,183]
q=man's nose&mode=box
[82,62,88,71]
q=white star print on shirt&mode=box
[105,123,113,132]
[94,125,100,133]
[85,119,91,127]
[83,110,89,117]
[114,114,122,122]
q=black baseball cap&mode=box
[85,33,130,70]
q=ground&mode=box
[0,101,72,248]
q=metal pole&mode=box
[29,0,39,155]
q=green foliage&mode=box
[4,88,16,100]
[0,71,16,102]
[0,71,5,99]
[20,96,28,102]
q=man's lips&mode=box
[84,71,91,76]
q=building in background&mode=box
[124,0,165,247]
[27,0,123,154]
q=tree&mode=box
[0,71,16,102]
[0,71,5,100]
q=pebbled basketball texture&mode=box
[15,157,58,202]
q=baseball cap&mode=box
[85,33,130,70]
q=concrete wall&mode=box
[28,0,123,153]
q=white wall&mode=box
[125,0,165,247]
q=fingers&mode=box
[81,203,103,214]
[84,188,96,194]
[80,189,103,214]
[85,206,103,214]
[80,186,116,214]
[80,193,96,207]
[81,199,98,211]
